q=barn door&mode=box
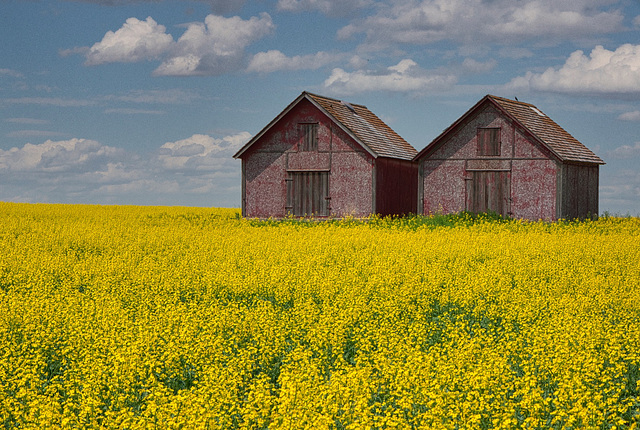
[469,171,510,216]
[286,171,329,216]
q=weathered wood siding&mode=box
[559,164,599,219]
[286,171,329,216]
[467,170,511,216]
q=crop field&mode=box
[1,202,639,429]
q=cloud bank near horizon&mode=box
[0,133,249,206]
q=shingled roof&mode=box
[488,95,604,164]
[416,95,604,165]
[234,92,417,161]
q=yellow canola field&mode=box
[1,202,639,429]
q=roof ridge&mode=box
[307,91,417,160]
[304,91,368,109]
[487,94,537,108]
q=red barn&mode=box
[234,92,418,218]
[415,95,604,220]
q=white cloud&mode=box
[0,133,248,206]
[85,17,173,65]
[158,133,250,170]
[507,44,640,95]
[607,142,640,159]
[247,50,341,73]
[154,13,274,76]
[78,13,273,76]
[0,139,124,173]
[338,0,623,49]
[324,59,457,94]
[276,0,372,16]
[618,111,640,121]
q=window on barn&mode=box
[286,171,329,216]
[299,123,318,151]
[477,128,500,156]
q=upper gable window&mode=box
[299,123,318,151]
[477,128,500,156]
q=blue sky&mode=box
[1,0,639,214]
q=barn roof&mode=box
[233,91,417,160]
[415,95,604,165]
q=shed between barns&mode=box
[233,92,418,218]
[414,95,605,221]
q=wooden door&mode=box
[469,171,510,216]
[286,171,329,216]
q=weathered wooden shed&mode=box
[233,92,418,218]
[415,95,604,220]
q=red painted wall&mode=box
[241,98,376,217]
[376,158,418,216]
[418,104,563,220]
[421,159,467,214]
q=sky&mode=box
[1,0,640,215]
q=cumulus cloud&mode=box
[158,133,250,170]
[506,44,640,95]
[337,0,623,49]
[247,50,342,73]
[0,139,125,173]
[85,17,173,65]
[607,142,640,159]
[76,13,274,76]
[154,13,274,76]
[276,0,372,16]
[324,59,457,94]
[0,133,248,206]
[618,111,640,121]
